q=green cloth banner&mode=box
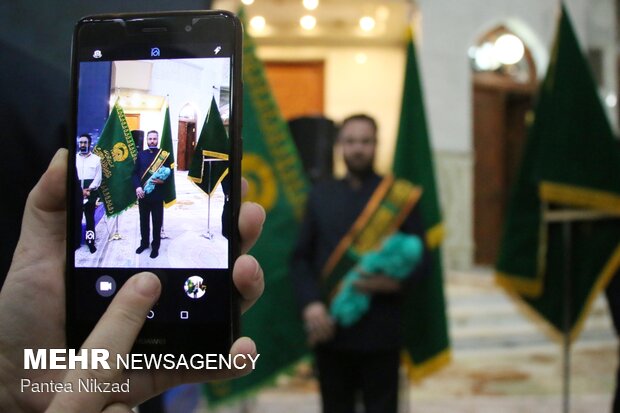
[93,102,138,217]
[393,31,451,379]
[188,97,230,196]
[203,11,310,405]
[495,5,620,340]
[160,104,177,207]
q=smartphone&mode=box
[67,11,242,356]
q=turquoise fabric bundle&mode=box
[330,232,423,327]
[144,166,171,194]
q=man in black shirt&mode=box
[132,130,171,259]
[291,114,427,413]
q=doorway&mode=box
[471,27,537,265]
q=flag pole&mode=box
[543,206,620,413]
[109,216,122,241]
[202,158,214,240]
[561,219,572,413]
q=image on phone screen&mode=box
[74,56,232,270]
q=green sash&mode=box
[321,175,422,300]
[140,149,170,187]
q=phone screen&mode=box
[68,13,241,354]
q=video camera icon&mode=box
[96,275,117,297]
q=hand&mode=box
[151,178,164,185]
[0,149,267,413]
[136,187,145,199]
[302,302,335,346]
[82,189,90,198]
[353,274,401,294]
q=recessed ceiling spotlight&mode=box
[355,53,367,64]
[359,16,375,32]
[250,15,266,32]
[303,0,319,11]
[241,0,255,5]
[300,15,317,31]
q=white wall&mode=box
[255,0,617,270]
[258,45,405,176]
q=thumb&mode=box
[11,149,67,271]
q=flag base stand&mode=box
[543,205,619,413]
[107,216,122,241]
[201,232,214,240]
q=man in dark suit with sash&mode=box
[133,130,171,259]
[291,114,428,413]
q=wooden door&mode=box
[473,73,534,265]
[177,120,196,171]
[125,114,140,132]
[264,61,324,120]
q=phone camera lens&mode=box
[185,25,192,32]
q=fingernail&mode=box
[252,202,266,225]
[250,256,261,281]
[134,273,161,298]
[49,148,67,167]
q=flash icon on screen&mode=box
[214,46,221,55]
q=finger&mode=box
[46,273,161,413]
[9,149,67,274]
[101,403,133,413]
[239,201,266,254]
[241,177,249,198]
[232,255,264,314]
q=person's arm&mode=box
[132,155,145,198]
[0,149,266,413]
[290,188,334,344]
[89,156,102,190]
[353,202,429,294]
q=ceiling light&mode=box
[474,42,500,71]
[303,0,319,11]
[494,33,525,65]
[359,16,375,32]
[241,0,255,5]
[300,15,316,31]
[250,16,266,32]
[355,53,367,64]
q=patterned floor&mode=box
[202,269,618,413]
[75,170,228,269]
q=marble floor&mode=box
[75,170,228,269]
[203,268,618,413]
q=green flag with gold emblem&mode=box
[203,10,310,405]
[93,102,138,217]
[495,6,620,340]
[393,30,451,380]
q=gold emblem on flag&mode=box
[112,142,129,162]
[242,154,277,212]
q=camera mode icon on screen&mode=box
[150,47,161,57]
[96,275,116,297]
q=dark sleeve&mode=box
[132,154,141,189]
[290,190,323,311]
[399,202,431,283]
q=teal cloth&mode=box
[144,166,170,194]
[330,232,423,327]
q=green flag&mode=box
[393,30,451,380]
[188,97,229,195]
[495,6,620,340]
[203,11,309,405]
[160,104,177,207]
[93,102,138,217]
